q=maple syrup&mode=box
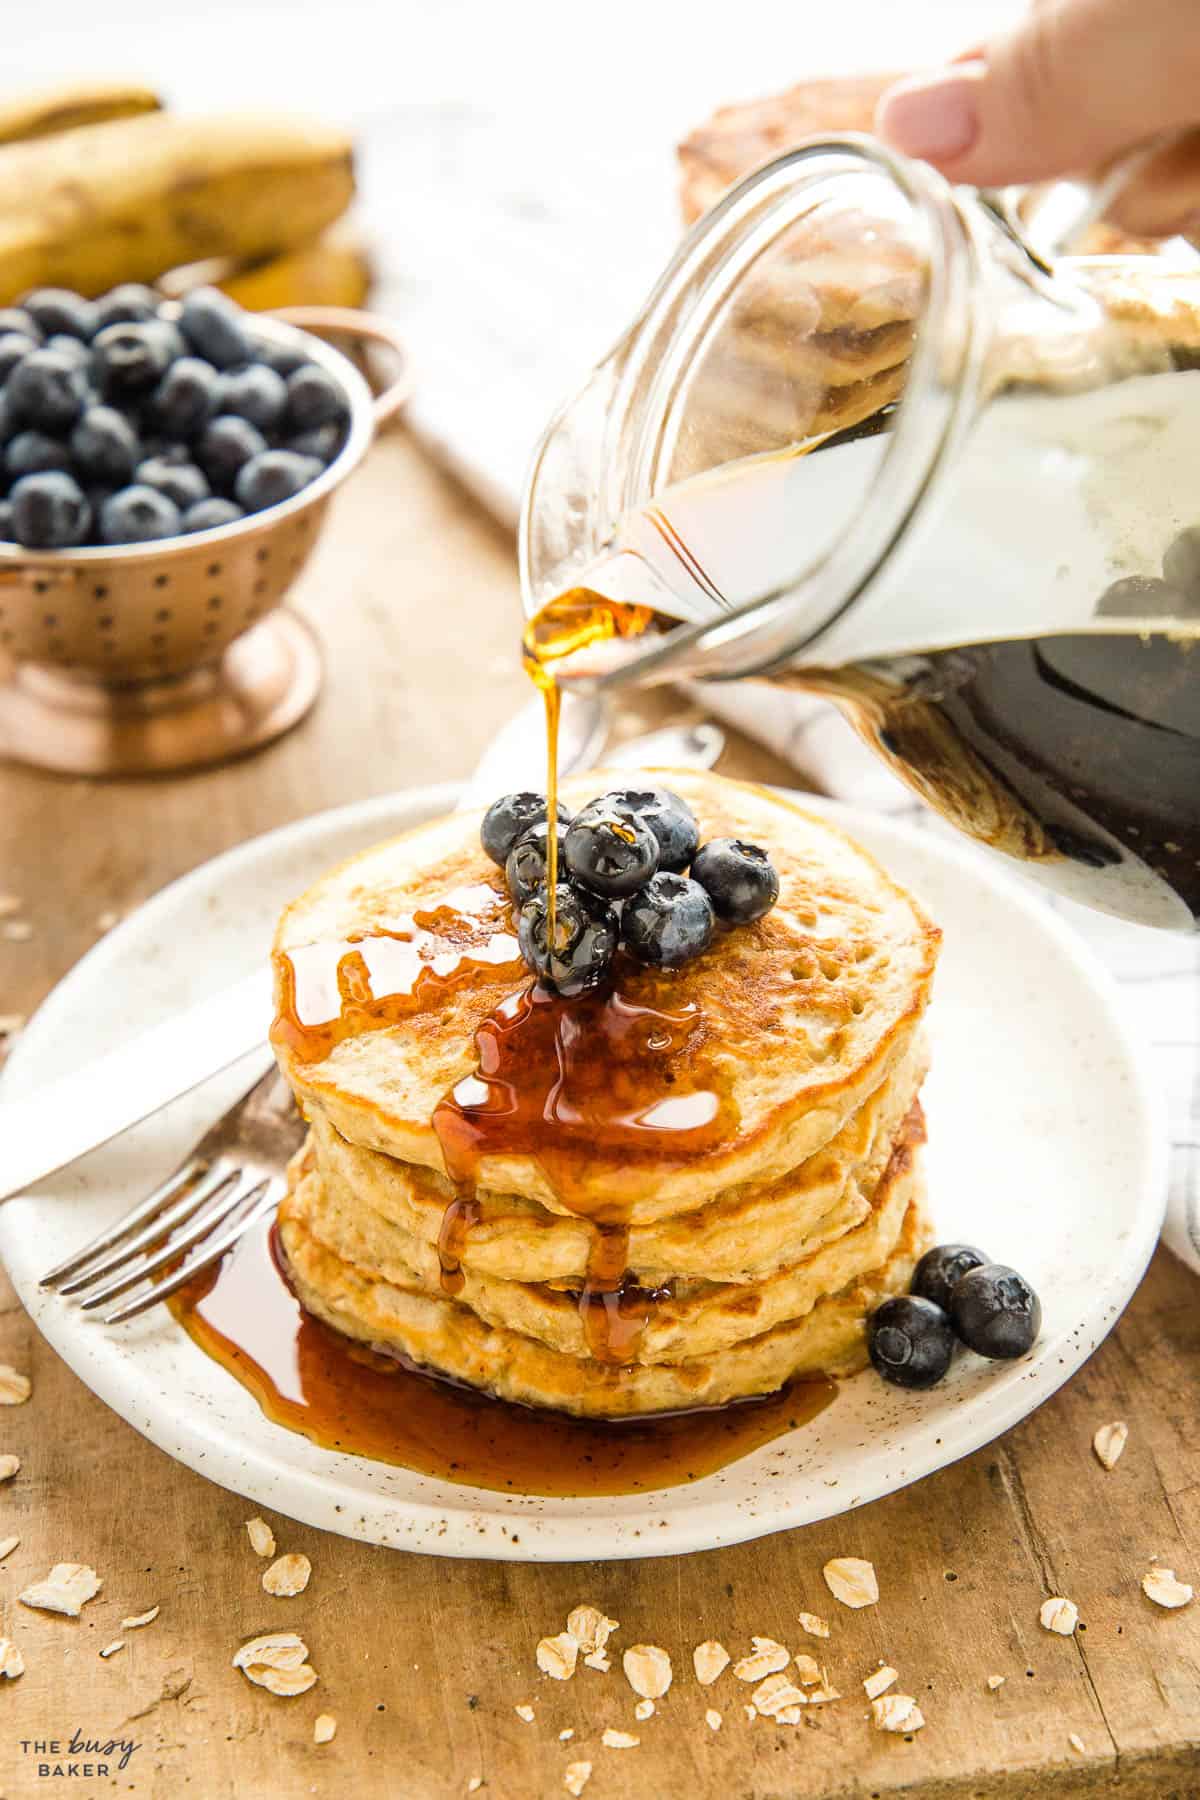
[167,1212,834,1497]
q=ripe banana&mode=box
[160,226,373,312]
[0,80,162,146]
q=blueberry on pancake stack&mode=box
[270,770,941,1417]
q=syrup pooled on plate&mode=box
[167,1213,835,1497]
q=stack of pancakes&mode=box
[272,772,941,1418]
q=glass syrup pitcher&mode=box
[519,137,1200,932]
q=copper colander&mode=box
[0,306,410,775]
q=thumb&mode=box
[875,0,1200,189]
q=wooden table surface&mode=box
[1,433,1197,1800]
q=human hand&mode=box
[875,0,1200,237]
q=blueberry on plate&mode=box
[912,1243,989,1313]
[22,288,97,340]
[868,1294,956,1389]
[98,484,182,545]
[950,1264,1042,1360]
[234,449,322,513]
[480,791,570,866]
[285,362,348,431]
[691,837,780,923]
[564,807,659,899]
[91,322,173,397]
[505,819,571,907]
[179,288,252,370]
[7,348,90,430]
[289,422,345,464]
[518,883,618,996]
[623,872,715,968]
[182,496,244,533]
[71,406,140,481]
[583,786,699,873]
[10,471,91,549]
[135,455,209,510]
[5,429,69,478]
[218,363,288,432]
[197,416,268,491]
[152,357,221,438]
[91,284,160,331]
[0,330,38,381]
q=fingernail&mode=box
[876,64,985,163]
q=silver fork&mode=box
[39,1063,304,1324]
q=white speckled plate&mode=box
[0,785,1166,1560]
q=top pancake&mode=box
[272,770,940,1219]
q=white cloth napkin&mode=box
[688,681,1200,1277]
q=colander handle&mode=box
[270,306,413,427]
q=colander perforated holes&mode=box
[33,579,49,595]
[255,547,269,563]
[203,620,218,637]
[42,615,57,629]
[207,595,221,611]
[92,585,108,600]
[155,608,171,623]
[252,579,267,598]
[206,562,222,578]
[153,574,169,589]
[97,615,113,629]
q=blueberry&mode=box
[7,349,89,429]
[10,471,91,549]
[5,430,69,478]
[147,317,187,365]
[0,309,40,343]
[0,331,38,381]
[480,791,571,866]
[517,883,618,996]
[0,499,12,541]
[254,336,309,377]
[563,807,659,899]
[868,1295,956,1389]
[583,786,700,873]
[950,1264,1042,1360]
[92,284,160,330]
[151,356,220,438]
[506,820,571,907]
[690,838,780,923]
[179,288,251,369]
[71,406,140,481]
[22,288,97,340]
[135,455,209,509]
[912,1243,989,1314]
[285,362,348,431]
[182,496,244,533]
[197,416,267,491]
[217,363,288,431]
[45,333,94,372]
[92,322,172,397]
[622,872,715,967]
[289,422,345,464]
[234,449,322,512]
[98,483,182,545]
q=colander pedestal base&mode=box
[0,612,322,776]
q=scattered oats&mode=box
[792,1653,821,1685]
[797,1611,830,1639]
[538,1633,579,1682]
[567,1604,618,1655]
[121,1605,159,1630]
[0,896,19,918]
[634,1699,654,1721]
[864,1666,899,1700]
[0,1455,19,1482]
[20,1563,102,1617]
[743,1704,757,1721]
[99,1640,125,1659]
[823,1557,878,1609]
[1069,1732,1086,1755]
[705,1708,722,1731]
[1,921,32,942]
[313,1714,337,1745]
[751,1672,808,1717]
[563,1762,592,1797]
[0,1014,24,1038]
[583,1649,611,1672]
[233,1632,318,1697]
[0,1639,23,1680]
[245,1517,276,1558]
[559,1728,575,1743]
[692,1639,730,1685]
[776,1706,805,1724]
[601,1729,639,1749]
[1142,1566,1194,1609]
[1040,1596,1078,1636]
[1092,1420,1128,1470]
[986,1675,1006,1691]
[0,1538,19,1561]
[734,1637,790,1682]
[872,1693,925,1733]
[0,1367,30,1406]
[263,1553,311,1598]
[623,1643,672,1699]
[514,1704,535,1723]
[95,910,119,933]
[807,1674,842,1705]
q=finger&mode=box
[876,0,1200,188]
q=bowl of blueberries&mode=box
[0,284,409,775]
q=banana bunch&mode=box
[0,81,370,310]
